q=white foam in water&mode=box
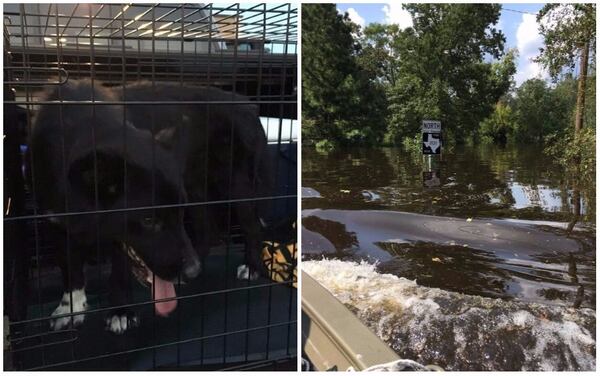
[304,259,596,371]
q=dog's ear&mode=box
[68,151,131,208]
[154,125,192,167]
[154,126,178,148]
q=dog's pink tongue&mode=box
[152,276,177,317]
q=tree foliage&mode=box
[535,3,596,78]
[512,79,555,142]
[302,3,515,146]
[301,2,593,159]
[480,74,592,144]
[301,4,386,146]
[533,3,595,197]
[480,101,516,144]
[357,23,413,86]
[359,4,514,144]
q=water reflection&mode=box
[303,145,594,222]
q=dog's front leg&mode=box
[105,245,139,334]
[231,172,265,281]
[236,213,264,281]
[51,237,87,331]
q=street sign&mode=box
[422,120,441,133]
[422,132,441,155]
[422,120,442,155]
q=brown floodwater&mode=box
[302,144,596,370]
[302,146,595,307]
[302,145,596,309]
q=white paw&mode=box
[50,289,87,331]
[105,314,139,334]
[236,264,259,281]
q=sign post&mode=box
[422,120,442,188]
[422,120,442,155]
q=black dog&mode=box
[119,81,272,280]
[28,80,270,334]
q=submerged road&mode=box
[302,209,586,260]
[302,209,595,308]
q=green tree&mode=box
[480,101,516,144]
[302,4,386,146]
[380,4,514,143]
[512,79,552,142]
[535,3,595,132]
[514,78,577,143]
[481,74,582,145]
[357,23,416,86]
[535,4,595,217]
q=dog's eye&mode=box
[141,217,161,230]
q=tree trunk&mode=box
[567,187,580,234]
[574,41,589,133]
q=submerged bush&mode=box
[315,139,337,153]
[546,127,595,185]
[545,127,596,222]
[401,134,421,155]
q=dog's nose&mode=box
[182,257,201,280]
[180,231,201,280]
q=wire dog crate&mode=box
[3,3,297,371]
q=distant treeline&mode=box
[481,75,595,144]
[302,3,595,150]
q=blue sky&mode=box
[336,3,547,86]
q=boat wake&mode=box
[303,259,596,371]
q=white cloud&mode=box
[516,14,541,57]
[515,13,547,85]
[346,7,365,28]
[382,3,413,29]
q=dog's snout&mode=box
[182,256,201,280]
[180,230,200,280]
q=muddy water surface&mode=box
[302,145,596,370]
